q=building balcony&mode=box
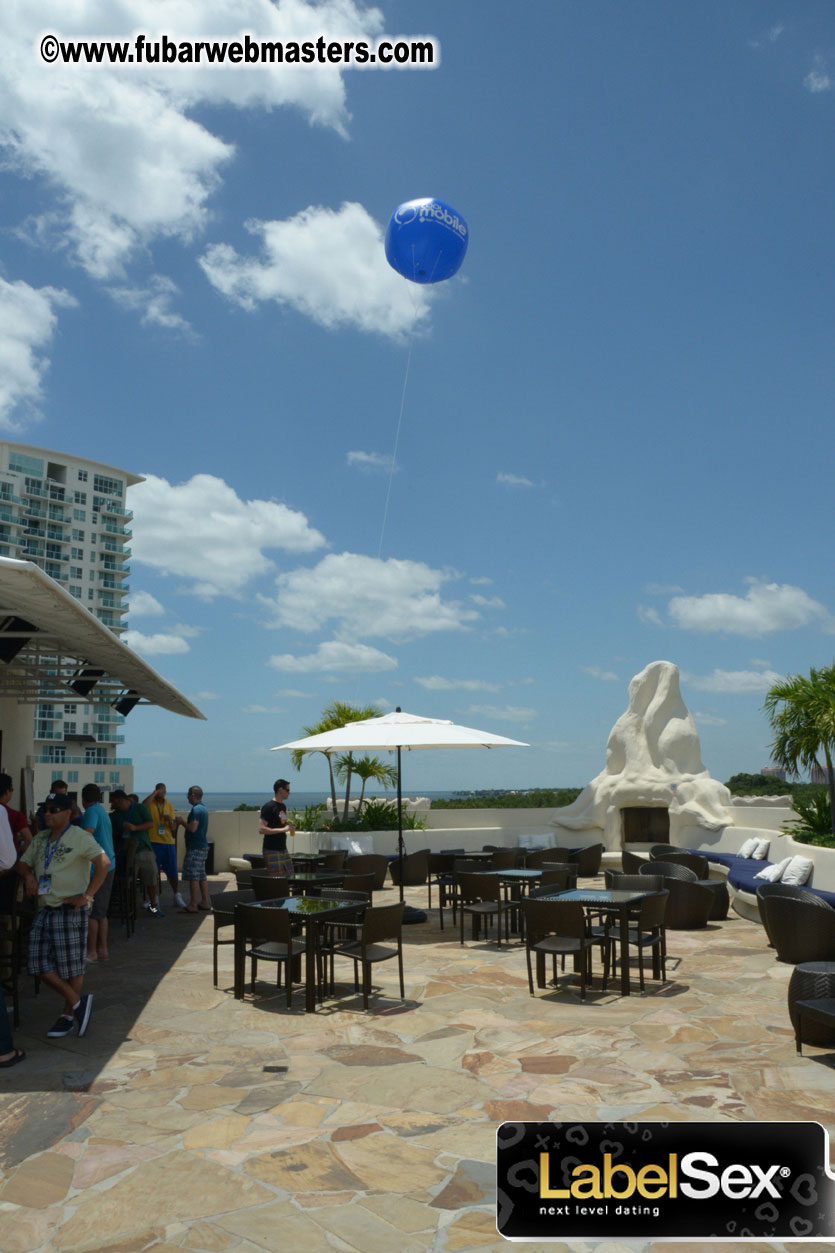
[32,755,133,765]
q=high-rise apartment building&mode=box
[0,442,141,799]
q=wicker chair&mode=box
[538,866,578,891]
[234,866,253,890]
[210,889,255,987]
[760,893,835,964]
[457,872,517,946]
[490,847,521,870]
[250,872,290,902]
[326,901,405,1010]
[638,861,712,928]
[343,854,389,891]
[427,853,457,929]
[389,849,430,888]
[521,897,611,1000]
[605,871,665,893]
[757,883,834,948]
[236,903,307,1007]
[652,851,709,879]
[621,848,649,874]
[525,848,573,869]
[573,844,604,877]
[649,844,679,858]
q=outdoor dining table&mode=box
[233,895,362,1012]
[541,888,657,997]
[285,870,345,894]
[291,852,332,870]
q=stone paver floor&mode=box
[0,875,833,1253]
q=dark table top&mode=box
[287,871,345,883]
[540,888,656,906]
[248,895,358,917]
[482,868,543,881]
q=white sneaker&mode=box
[173,893,186,909]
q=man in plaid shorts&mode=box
[174,785,210,913]
[17,793,110,1039]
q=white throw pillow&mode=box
[752,838,770,859]
[754,857,792,882]
[780,856,814,886]
[737,838,758,858]
[519,833,551,850]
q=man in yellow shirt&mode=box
[143,783,186,910]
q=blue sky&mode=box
[2,2,835,794]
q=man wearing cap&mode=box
[35,781,81,832]
[259,779,296,875]
[17,793,110,1039]
[110,789,162,916]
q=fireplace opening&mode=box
[621,806,670,844]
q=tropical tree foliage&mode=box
[781,789,834,846]
[764,665,835,834]
[290,701,383,820]
[335,754,398,811]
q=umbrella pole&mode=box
[397,743,404,904]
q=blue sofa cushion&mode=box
[695,852,835,909]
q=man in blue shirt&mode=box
[174,785,210,912]
[81,784,114,961]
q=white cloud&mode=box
[123,630,190,656]
[347,450,397,474]
[193,690,220,701]
[749,24,784,49]
[805,56,833,93]
[693,711,728,726]
[242,704,287,714]
[496,472,535,488]
[469,576,493,586]
[465,704,537,723]
[637,605,664,626]
[582,666,619,681]
[470,594,505,609]
[415,676,502,692]
[0,0,385,278]
[129,472,326,598]
[200,203,431,339]
[269,640,397,674]
[682,668,783,694]
[129,590,165,617]
[668,579,834,637]
[275,688,315,699]
[644,583,684,596]
[109,275,193,335]
[0,278,76,427]
[262,552,478,640]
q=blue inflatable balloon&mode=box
[385,197,468,284]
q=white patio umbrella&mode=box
[275,708,529,907]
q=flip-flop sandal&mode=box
[198,905,212,911]
[0,1050,25,1068]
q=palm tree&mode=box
[335,754,398,812]
[290,701,382,820]
[764,665,835,834]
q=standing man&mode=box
[17,793,110,1039]
[0,773,32,855]
[143,783,186,910]
[81,784,115,962]
[174,786,210,912]
[35,780,82,831]
[110,789,162,916]
[0,803,24,1066]
[259,779,296,875]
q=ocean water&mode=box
[164,790,459,813]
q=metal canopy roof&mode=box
[0,557,205,720]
